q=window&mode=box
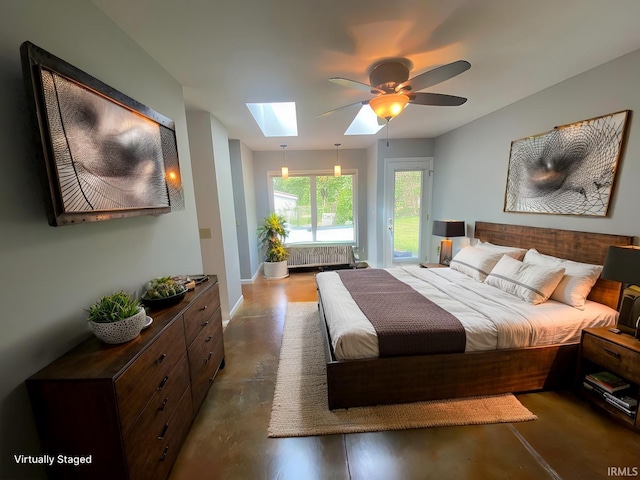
[271,172,355,244]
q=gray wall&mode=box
[433,48,640,242]
[0,1,202,478]
[253,148,369,259]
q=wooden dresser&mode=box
[27,276,224,480]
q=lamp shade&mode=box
[369,93,409,119]
[601,245,640,285]
[432,220,465,238]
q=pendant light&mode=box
[334,143,342,177]
[280,144,288,179]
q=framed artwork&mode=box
[504,110,629,216]
[20,41,184,226]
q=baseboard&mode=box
[229,294,244,319]
[241,265,262,284]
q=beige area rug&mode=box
[268,302,537,438]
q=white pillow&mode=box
[523,249,603,310]
[474,240,527,260]
[485,255,565,305]
[450,246,505,281]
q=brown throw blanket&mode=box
[336,269,466,357]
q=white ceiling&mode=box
[92,0,640,152]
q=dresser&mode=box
[26,276,224,480]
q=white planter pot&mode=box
[89,307,146,344]
[263,260,289,279]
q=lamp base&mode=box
[439,239,453,265]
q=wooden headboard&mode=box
[474,222,634,309]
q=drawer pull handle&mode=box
[202,320,209,327]
[158,376,169,390]
[158,422,170,440]
[159,397,169,411]
[205,335,213,343]
[205,352,213,364]
[603,348,621,359]
[156,353,167,364]
[200,305,208,311]
[160,445,169,462]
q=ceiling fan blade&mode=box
[397,60,471,93]
[329,77,384,94]
[409,92,467,106]
[316,100,369,117]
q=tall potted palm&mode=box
[258,213,289,279]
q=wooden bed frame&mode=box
[318,221,633,410]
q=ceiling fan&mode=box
[321,58,471,121]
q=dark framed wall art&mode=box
[21,41,184,226]
[504,110,629,216]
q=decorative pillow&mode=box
[523,249,603,310]
[449,246,505,281]
[474,240,527,260]
[485,255,565,305]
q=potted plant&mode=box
[258,213,290,279]
[87,291,147,344]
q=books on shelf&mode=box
[584,371,631,394]
[604,396,637,417]
[603,392,638,410]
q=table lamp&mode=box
[432,220,465,265]
[601,245,640,338]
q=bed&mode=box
[317,222,633,410]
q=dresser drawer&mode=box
[124,352,190,479]
[138,386,193,480]
[116,319,187,433]
[190,333,224,410]
[582,332,640,384]
[183,283,220,346]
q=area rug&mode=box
[268,302,537,438]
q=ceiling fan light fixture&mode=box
[369,93,409,120]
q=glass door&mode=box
[383,159,432,267]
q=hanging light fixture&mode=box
[280,144,288,179]
[334,143,342,177]
[369,93,410,120]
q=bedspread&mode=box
[316,266,617,360]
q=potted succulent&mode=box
[258,212,290,279]
[141,276,188,308]
[87,291,147,344]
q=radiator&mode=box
[287,245,354,268]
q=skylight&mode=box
[344,105,385,135]
[246,102,298,137]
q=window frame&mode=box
[267,168,358,246]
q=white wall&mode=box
[187,111,243,321]
[366,141,379,266]
[0,1,202,478]
[252,148,369,259]
[433,48,640,242]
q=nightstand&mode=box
[577,327,640,432]
[419,263,448,268]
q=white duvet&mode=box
[316,266,617,361]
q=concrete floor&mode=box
[170,270,640,480]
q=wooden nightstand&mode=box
[577,327,640,432]
[419,263,448,268]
